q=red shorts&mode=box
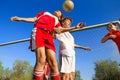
[30,28,56,52]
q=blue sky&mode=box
[0,0,120,80]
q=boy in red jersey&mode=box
[10,10,82,80]
[101,22,120,54]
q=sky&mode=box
[0,0,120,80]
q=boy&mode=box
[10,10,82,80]
[101,22,120,54]
[56,17,91,80]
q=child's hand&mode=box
[75,22,85,29]
[10,16,21,21]
[84,47,91,51]
[79,22,85,28]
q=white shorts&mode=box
[59,54,75,73]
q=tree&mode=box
[75,70,83,80]
[0,61,4,79]
[94,60,120,80]
[10,59,33,80]
[0,61,11,80]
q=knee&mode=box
[49,62,59,73]
[51,61,58,69]
[53,61,58,66]
[36,57,46,66]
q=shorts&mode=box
[30,27,56,52]
[59,54,75,73]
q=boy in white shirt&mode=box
[56,17,91,80]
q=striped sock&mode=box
[33,70,44,80]
[51,72,60,80]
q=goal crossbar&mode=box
[0,38,31,46]
[0,20,119,46]
[71,20,120,32]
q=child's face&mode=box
[107,23,117,31]
[62,19,71,28]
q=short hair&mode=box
[59,10,64,20]
[62,17,72,23]
[106,22,117,30]
[107,22,116,26]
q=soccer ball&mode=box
[63,0,74,12]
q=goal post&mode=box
[71,20,120,32]
[0,38,31,46]
[0,20,120,46]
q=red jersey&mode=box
[105,30,120,53]
[34,11,61,33]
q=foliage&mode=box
[0,60,33,80]
[0,59,83,80]
[0,61,11,80]
[94,60,120,80]
[75,70,83,80]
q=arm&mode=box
[61,22,85,33]
[53,26,76,34]
[101,36,110,43]
[101,35,116,43]
[10,16,37,22]
[59,26,76,33]
[54,22,85,34]
[74,44,91,51]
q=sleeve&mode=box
[56,34,64,42]
[55,22,61,28]
[54,17,61,28]
[103,33,112,40]
[104,33,110,37]
[35,11,45,18]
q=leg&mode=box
[44,76,49,80]
[71,72,75,80]
[70,56,75,80]
[69,72,75,80]
[46,49,60,80]
[44,62,50,80]
[69,73,72,80]
[62,73,69,80]
[59,55,73,80]
[33,47,46,80]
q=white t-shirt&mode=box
[56,32,75,56]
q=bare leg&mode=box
[62,73,69,80]
[34,47,46,70]
[44,62,50,80]
[72,72,75,80]
[44,76,49,80]
[33,47,46,80]
[69,72,75,80]
[69,73,73,80]
[46,49,60,80]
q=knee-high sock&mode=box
[33,70,44,80]
[51,72,60,80]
